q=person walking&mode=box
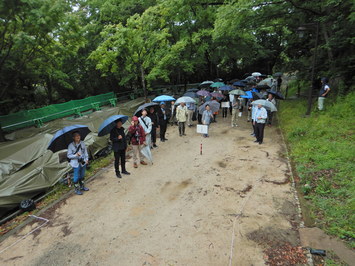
[176,102,188,136]
[139,109,152,148]
[128,116,147,168]
[318,77,331,111]
[202,104,214,138]
[110,119,130,178]
[253,104,268,144]
[148,107,159,148]
[67,131,89,195]
[231,95,239,127]
[158,102,169,142]
[186,101,195,127]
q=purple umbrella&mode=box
[211,92,224,98]
[197,90,211,97]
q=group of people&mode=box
[66,75,331,195]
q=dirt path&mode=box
[0,114,303,265]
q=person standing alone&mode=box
[67,132,89,195]
[176,102,188,136]
[110,119,130,178]
[318,77,331,111]
[158,102,169,142]
[253,104,268,144]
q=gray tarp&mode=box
[0,98,144,216]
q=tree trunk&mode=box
[321,22,334,62]
[0,124,5,142]
[140,64,147,102]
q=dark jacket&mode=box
[148,112,159,128]
[110,127,127,152]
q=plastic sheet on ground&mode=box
[0,98,145,217]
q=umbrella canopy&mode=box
[48,125,91,153]
[267,90,285,100]
[210,82,225,88]
[199,81,213,87]
[183,92,198,98]
[233,81,246,87]
[153,95,175,102]
[98,115,129,137]
[240,91,253,99]
[175,96,196,105]
[252,99,277,112]
[134,102,159,116]
[196,90,211,97]
[140,145,153,163]
[186,88,199,92]
[229,89,246,95]
[273,72,283,77]
[256,84,271,90]
[258,78,274,87]
[214,78,223,82]
[198,101,221,114]
[252,92,265,100]
[252,72,262,77]
[219,85,233,91]
[211,92,224,98]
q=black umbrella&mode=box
[256,84,271,90]
[48,125,91,153]
[134,102,160,116]
[252,92,266,100]
[267,90,285,100]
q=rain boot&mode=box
[74,183,83,195]
[79,179,89,191]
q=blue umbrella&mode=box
[219,85,233,91]
[183,92,198,98]
[48,125,91,153]
[240,91,253,99]
[233,81,246,87]
[98,115,129,137]
[186,88,199,92]
[153,95,175,102]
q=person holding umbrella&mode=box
[67,131,89,195]
[110,119,130,178]
[266,93,276,126]
[128,116,147,168]
[148,107,159,148]
[176,102,188,136]
[253,104,268,144]
[159,102,169,142]
[138,109,152,148]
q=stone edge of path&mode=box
[276,115,313,266]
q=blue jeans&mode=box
[73,164,86,183]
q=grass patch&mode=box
[0,153,114,235]
[278,91,355,248]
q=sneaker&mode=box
[153,144,158,148]
[116,172,122,178]
[140,161,147,165]
[164,138,168,141]
[250,133,255,136]
[134,163,138,168]
[75,189,83,195]
[122,170,131,175]
[81,186,89,191]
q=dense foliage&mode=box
[0,0,354,114]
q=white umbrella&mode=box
[140,145,153,163]
[252,72,262,77]
[258,78,274,87]
[252,99,277,112]
[175,96,196,105]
